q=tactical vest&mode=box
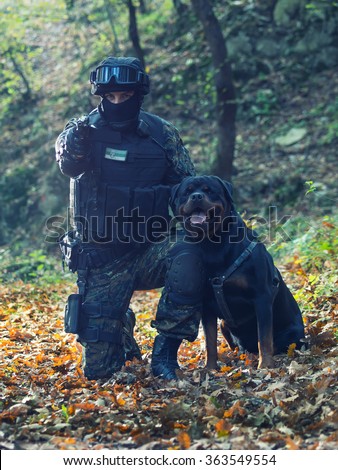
[70,110,171,245]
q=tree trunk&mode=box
[127,0,146,68]
[173,0,188,16]
[139,0,147,14]
[190,0,236,181]
[103,0,120,54]
[8,50,32,100]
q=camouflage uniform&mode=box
[56,114,201,380]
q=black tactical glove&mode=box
[64,118,90,158]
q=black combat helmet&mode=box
[90,57,150,96]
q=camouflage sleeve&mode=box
[55,116,91,178]
[162,122,196,185]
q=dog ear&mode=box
[213,176,234,203]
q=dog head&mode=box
[170,175,234,238]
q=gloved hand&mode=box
[64,119,90,158]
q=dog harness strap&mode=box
[211,279,235,326]
[211,241,258,327]
[220,241,258,283]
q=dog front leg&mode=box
[220,320,236,350]
[202,314,218,370]
[256,301,275,369]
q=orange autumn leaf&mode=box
[35,353,45,363]
[74,403,98,411]
[231,371,243,379]
[51,437,77,449]
[53,333,63,340]
[285,437,300,450]
[215,419,226,431]
[322,221,335,229]
[9,329,34,341]
[64,438,77,445]
[67,404,75,415]
[215,419,231,437]
[177,431,191,449]
[287,343,297,357]
[223,409,233,418]
[118,424,131,433]
[116,393,126,406]
[223,400,246,419]
[173,422,188,429]
[0,404,29,422]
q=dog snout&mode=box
[190,192,204,202]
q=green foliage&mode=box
[61,404,70,423]
[305,180,317,195]
[319,98,338,144]
[0,165,38,245]
[250,89,278,117]
[137,0,173,37]
[306,1,338,14]
[270,214,338,316]
[296,217,337,269]
[0,247,70,284]
[0,0,66,118]
[321,120,338,144]
[308,97,338,145]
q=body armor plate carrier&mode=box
[70,110,171,246]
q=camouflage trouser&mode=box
[78,235,204,379]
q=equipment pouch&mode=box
[58,230,82,272]
[64,293,82,333]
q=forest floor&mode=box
[0,247,336,451]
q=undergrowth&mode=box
[0,247,72,285]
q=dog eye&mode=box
[203,186,211,193]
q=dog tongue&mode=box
[190,211,207,224]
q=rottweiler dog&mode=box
[170,175,305,369]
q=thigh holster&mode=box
[77,301,123,344]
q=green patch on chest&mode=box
[104,148,128,161]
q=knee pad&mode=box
[167,246,205,305]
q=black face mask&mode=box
[99,93,142,130]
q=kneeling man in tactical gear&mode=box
[55,56,203,381]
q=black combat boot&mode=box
[151,334,182,380]
[122,308,142,361]
[80,321,126,380]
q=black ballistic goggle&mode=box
[90,65,149,89]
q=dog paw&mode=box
[205,362,220,371]
[258,357,275,369]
